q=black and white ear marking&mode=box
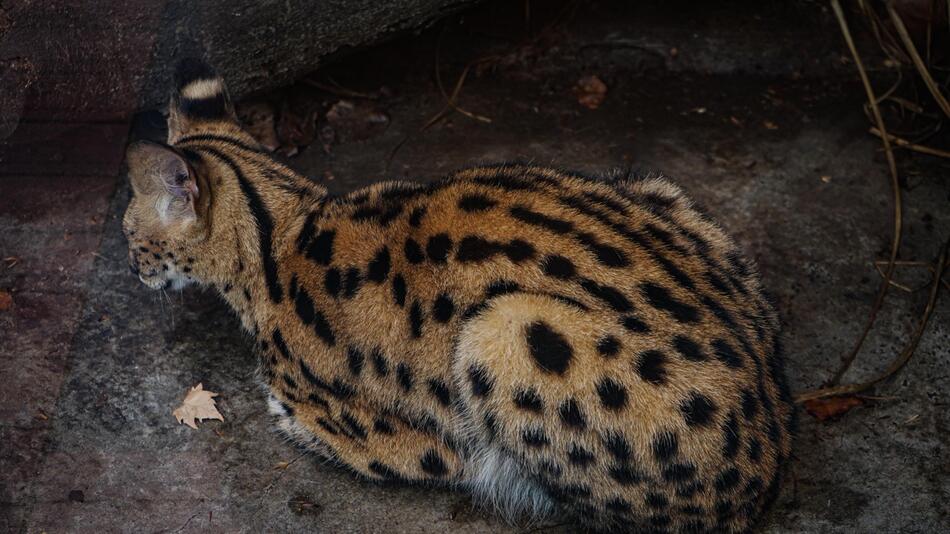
[170,58,235,123]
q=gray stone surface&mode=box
[0,0,474,124]
[2,1,948,533]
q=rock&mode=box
[0,0,476,129]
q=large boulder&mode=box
[0,0,475,127]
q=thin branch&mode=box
[826,0,904,386]
[869,127,950,159]
[886,3,950,118]
[797,238,948,403]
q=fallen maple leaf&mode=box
[573,75,607,110]
[803,395,864,421]
[0,289,13,311]
[173,383,224,429]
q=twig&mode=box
[872,262,914,292]
[872,259,950,291]
[386,26,495,171]
[796,239,948,403]
[886,3,950,118]
[869,127,950,159]
[303,79,379,100]
[826,0,903,387]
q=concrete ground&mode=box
[2,1,948,532]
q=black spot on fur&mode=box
[367,246,391,283]
[294,288,315,325]
[426,233,453,263]
[712,338,744,368]
[312,310,336,346]
[296,212,317,252]
[408,206,427,227]
[606,498,631,514]
[768,419,782,444]
[347,347,364,376]
[351,205,382,221]
[663,462,696,483]
[574,231,629,267]
[673,335,706,362]
[468,364,494,397]
[404,238,425,264]
[392,274,406,307]
[343,267,361,298]
[396,363,414,392]
[281,373,297,389]
[459,193,497,212]
[509,205,574,234]
[541,255,576,279]
[609,464,642,485]
[584,189,628,215]
[526,321,573,375]
[372,348,389,376]
[636,350,668,385]
[597,335,622,357]
[368,461,401,480]
[715,468,741,492]
[621,314,650,333]
[646,493,669,509]
[743,477,763,497]
[568,444,595,467]
[373,418,395,435]
[420,449,448,476]
[427,379,451,406]
[641,281,700,323]
[676,482,705,499]
[680,504,705,517]
[651,514,672,528]
[486,279,520,298]
[513,388,544,412]
[316,418,338,435]
[306,230,335,265]
[432,293,455,323]
[340,410,367,440]
[456,236,497,262]
[597,377,627,410]
[681,392,717,427]
[652,431,678,462]
[558,399,586,430]
[409,300,424,338]
[324,268,341,297]
[503,239,535,262]
[272,329,293,360]
[604,432,631,462]
[580,278,632,313]
[747,438,762,462]
[522,426,550,447]
[722,412,741,459]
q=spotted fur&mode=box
[122,60,794,533]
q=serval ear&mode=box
[167,58,236,141]
[126,140,198,223]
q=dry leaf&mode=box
[173,383,224,429]
[573,75,607,110]
[803,396,864,421]
[0,289,13,311]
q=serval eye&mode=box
[117,58,793,533]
